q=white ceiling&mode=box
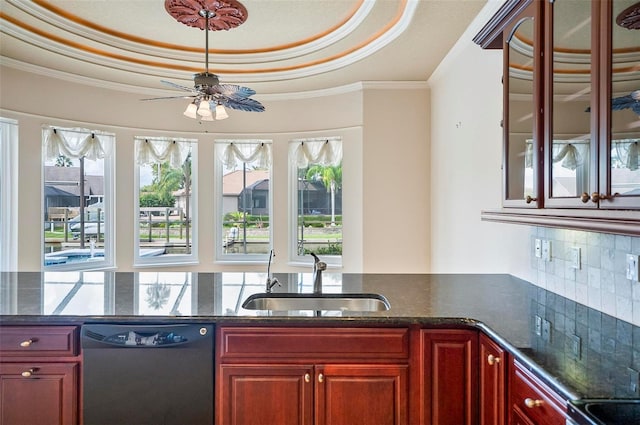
[0,0,487,98]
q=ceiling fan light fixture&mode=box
[183,102,198,119]
[197,99,212,117]
[145,1,264,121]
[215,104,229,120]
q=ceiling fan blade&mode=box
[221,97,265,112]
[215,84,256,99]
[161,80,198,92]
[141,95,196,101]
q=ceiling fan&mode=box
[143,4,264,120]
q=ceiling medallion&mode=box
[616,2,640,30]
[164,0,248,31]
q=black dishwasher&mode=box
[81,324,213,425]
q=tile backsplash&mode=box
[530,227,640,326]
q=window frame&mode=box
[42,126,116,272]
[133,138,198,267]
[214,140,273,264]
[288,137,343,267]
[0,118,18,272]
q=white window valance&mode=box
[551,142,588,171]
[44,127,110,161]
[613,139,639,171]
[290,137,342,168]
[526,138,639,171]
[215,140,271,169]
[135,138,192,168]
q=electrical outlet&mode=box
[542,319,552,343]
[570,334,581,359]
[629,368,640,395]
[627,254,640,282]
[534,315,542,336]
[535,239,542,258]
[542,240,552,262]
[570,247,581,269]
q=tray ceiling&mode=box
[0,0,487,96]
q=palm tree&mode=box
[306,163,342,225]
[55,155,73,167]
[148,155,192,253]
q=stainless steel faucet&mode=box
[265,250,280,293]
[310,253,327,294]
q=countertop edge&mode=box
[0,313,582,401]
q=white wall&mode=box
[427,7,532,280]
[362,88,430,272]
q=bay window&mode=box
[215,140,272,262]
[0,118,18,271]
[134,137,197,266]
[43,126,114,270]
[289,137,343,265]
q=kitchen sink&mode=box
[241,293,391,312]
[568,399,640,425]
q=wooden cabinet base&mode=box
[0,362,78,425]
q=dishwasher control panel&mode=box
[105,330,187,346]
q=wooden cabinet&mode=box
[509,359,568,425]
[219,364,314,425]
[479,333,507,425]
[216,326,409,425]
[0,326,80,425]
[474,0,640,235]
[421,329,478,425]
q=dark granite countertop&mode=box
[2,271,639,402]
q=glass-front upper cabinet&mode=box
[503,1,543,207]
[545,0,597,207]
[546,0,640,209]
[602,0,640,208]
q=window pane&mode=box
[43,127,113,270]
[290,138,342,264]
[0,118,18,271]
[216,141,272,260]
[134,138,196,265]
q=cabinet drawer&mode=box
[219,327,409,361]
[0,326,78,357]
[510,360,567,425]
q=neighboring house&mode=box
[234,177,342,216]
[238,179,269,215]
[44,166,104,219]
[222,170,269,215]
[295,179,341,215]
[172,188,190,214]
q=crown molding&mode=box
[1,58,426,101]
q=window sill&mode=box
[481,208,640,236]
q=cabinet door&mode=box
[0,362,78,425]
[315,364,408,425]
[217,364,314,425]
[510,359,568,425]
[503,0,544,207]
[600,0,640,209]
[422,329,478,425]
[511,405,537,425]
[545,0,598,208]
[479,334,507,425]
